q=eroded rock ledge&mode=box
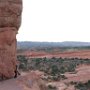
[0,0,22,79]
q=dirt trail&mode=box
[0,78,23,90]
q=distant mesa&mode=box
[17,41,90,49]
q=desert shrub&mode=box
[17,55,28,70]
[52,75,60,81]
[61,75,67,80]
[34,58,42,66]
[70,81,77,85]
[59,66,67,74]
[67,63,76,72]
[51,65,59,75]
[47,85,57,90]
[75,82,87,90]
[75,80,90,90]
[19,63,26,70]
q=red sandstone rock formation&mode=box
[0,0,22,79]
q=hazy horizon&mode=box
[17,40,90,43]
[17,0,90,42]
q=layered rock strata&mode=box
[0,0,22,79]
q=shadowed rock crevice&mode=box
[0,0,22,79]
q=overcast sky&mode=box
[17,0,90,42]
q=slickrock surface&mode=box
[0,0,22,79]
[0,78,23,90]
[0,71,46,90]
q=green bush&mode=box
[47,85,57,90]
[75,80,90,90]
[51,65,59,75]
[17,55,28,70]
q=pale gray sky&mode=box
[17,0,90,42]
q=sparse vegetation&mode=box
[17,55,28,71]
[17,43,90,90]
[47,84,57,90]
[28,57,90,75]
[17,55,90,82]
[75,80,90,90]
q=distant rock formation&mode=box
[0,0,22,79]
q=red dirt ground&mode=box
[64,64,90,83]
[17,49,90,59]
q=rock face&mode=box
[0,0,22,79]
